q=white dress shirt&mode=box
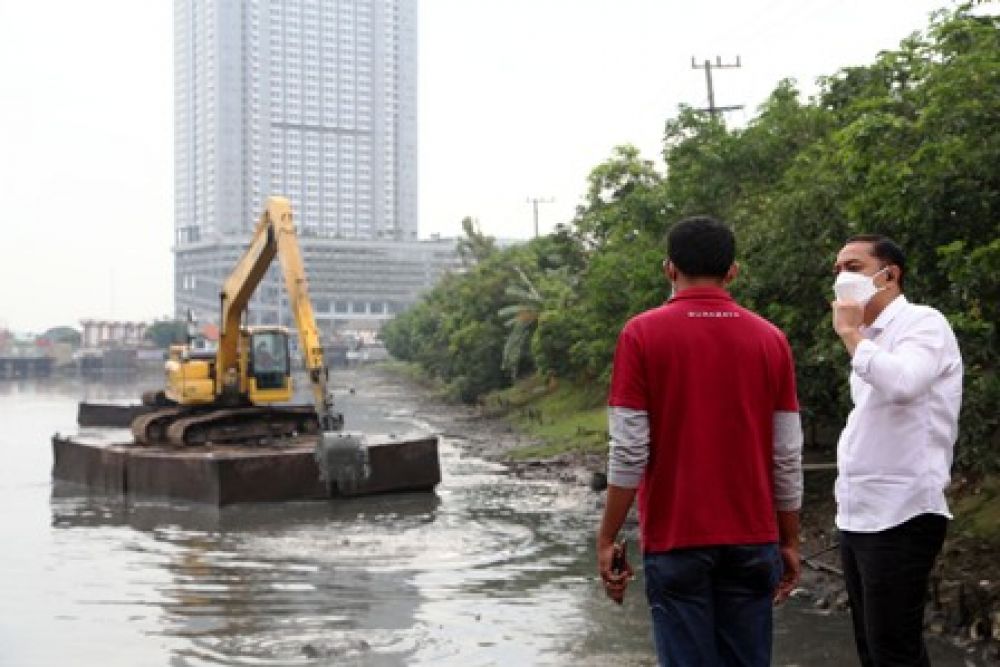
[835,295,963,532]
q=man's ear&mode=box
[665,260,678,283]
[881,265,898,287]
[724,262,740,285]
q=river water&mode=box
[0,369,978,666]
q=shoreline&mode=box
[371,363,1000,664]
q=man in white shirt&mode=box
[831,234,963,667]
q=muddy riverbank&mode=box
[369,364,1000,665]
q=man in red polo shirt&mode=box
[597,216,803,666]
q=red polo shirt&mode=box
[608,287,799,552]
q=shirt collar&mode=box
[667,286,734,304]
[862,294,908,338]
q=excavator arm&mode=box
[270,199,342,430]
[217,205,278,389]
[216,196,340,429]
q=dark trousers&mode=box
[643,543,781,666]
[840,514,947,667]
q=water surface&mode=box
[0,371,978,666]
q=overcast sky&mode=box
[0,0,970,332]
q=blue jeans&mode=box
[643,543,781,666]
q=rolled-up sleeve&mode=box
[607,406,649,489]
[773,411,803,511]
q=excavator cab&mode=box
[247,328,291,395]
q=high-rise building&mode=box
[173,0,446,332]
[175,0,417,242]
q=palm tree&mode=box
[498,266,542,381]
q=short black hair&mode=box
[846,234,906,289]
[666,216,736,279]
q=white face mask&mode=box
[833,267,888,305]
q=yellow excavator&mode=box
[133,196,344,446]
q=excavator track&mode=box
[131,406,190,445]
[163,405,320,447]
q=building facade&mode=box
[79,320,150,348]
[175,236,462,331]
[174,0,437,332]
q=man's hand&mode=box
[597,485,638,604]
[831,300,864,355]
[831,299,863,336]
[774,544,800,605]
[597,538,633,605]
[774,509,801,605]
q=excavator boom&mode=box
[269,199,340,430]
[215,205,278,391]
[214,196,340,429]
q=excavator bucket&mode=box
[314,431,441,497]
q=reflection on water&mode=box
[41,467,652,666]
[0,370,162,402]
[0,371,981,666]
[50,490,436,664]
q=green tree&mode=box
[41,326,81,346]
[146,320,188,348]
[385,6,1000,471]
[498,266,542,381]
[455,216,497,267]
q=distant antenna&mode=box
[690,56,744,118]
[525,196,554,238]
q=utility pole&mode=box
[690,56,743,118]
[526,196,554,238]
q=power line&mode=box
[691,56,744,118]
[710,0,795,54]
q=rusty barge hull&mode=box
[52,435,440,505]
[57,403,440,505]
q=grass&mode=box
[481,375,609,460]
[374,360,450,396]
[375,359,428,383]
